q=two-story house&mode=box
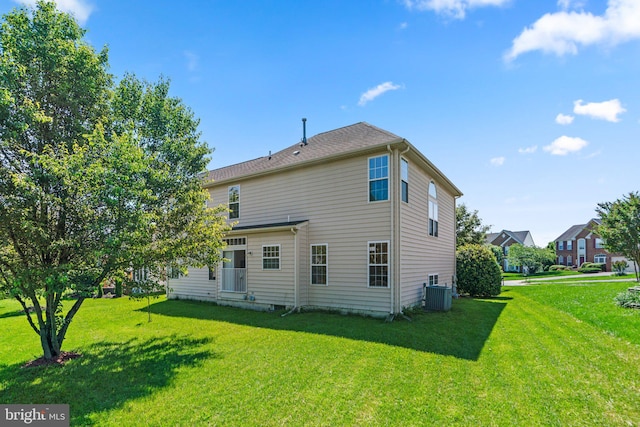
[167,122,462,317]
[485,230,535,272]
[555,219,618,271]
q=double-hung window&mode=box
[401,158,409,203]
[311,244,328,285]
[228,185,240,219]
[262,245,280,270]
[368,241,389,288]
[428,181,438,237]
[558,241,564,250]
[567,241,573,250]
[369,155,389,202]
[428,274,439,286]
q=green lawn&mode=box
[502,270,581,281]
[1,284,639,426]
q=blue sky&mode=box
[4,0,640,246]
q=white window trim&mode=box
[401,157,409,204]
[262,244,281,270]
[428,273,439,286]
[594,254,607,264]
[228,185,240,220]
[428,181,439,237]
[310,243,329,286]
[368,154,389,203]
[368,240,390,289]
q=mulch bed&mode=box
[22,351,82,368]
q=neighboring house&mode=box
[167,122,462,317]
[485,230,535,272]
[554,218,635,272]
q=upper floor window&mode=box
[578,238,585,250]
[401,158,409,203]
[567,240,573,250]
[369,155,389,202]
[228,185,240,219]
[558,241,564,250]
[595,238,604,249]
[262,245,280,270]
[428,181,438,237]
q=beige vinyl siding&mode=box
[168,266,218,302]
[232,231,296,307]
[399,157,456,309]
[210,153,392,314]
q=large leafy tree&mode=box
[456,203,491,248]
[596,192,640,282]
[506,244,555,274]
[0,1,229,361]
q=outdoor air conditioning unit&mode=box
[423,284,452,312]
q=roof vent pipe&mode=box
[302,118,307,145]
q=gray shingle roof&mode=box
[554,218,602,242]
[486,230,532,246]
[205,122,402,184]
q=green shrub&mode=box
[579,262,605,274]
[97,284,104,298]
[456,244,502,297]
[614,291,640,308]
[549,265,572,271]
[612,260,629,276]
[114,278,123,297]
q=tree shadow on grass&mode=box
[0,310,26,319]
[147,297,509,361]
[0,335,216,425]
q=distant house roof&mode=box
[486,230,535,247]
[204,122,463,197]
[554,218,601,242]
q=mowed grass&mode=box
[0,285,639,426]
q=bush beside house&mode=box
[456,244,502,297]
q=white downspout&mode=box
[398,145,410,314]
[387,144,394,315]
[282,227,299,317]
[291,227,298,309]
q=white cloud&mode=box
[505,0,640,61]
[543,135,588,155]
[490,156,505,166]
[402,0,510,20]
[15,0,94,24]
[358,82,402,106]
[573,99,626,122]
[518,145,538,154]
[184,51,199,72]
[555,113,574,125]
[557,0,586,11]
[399,22,409,30]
